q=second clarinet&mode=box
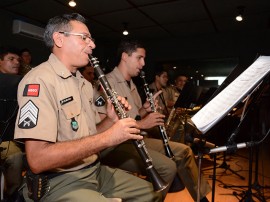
[89,55,168,192]
[140,71,175,159]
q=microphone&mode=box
[185,135,216,148]
[209,141,258,154]
[192,138,216,149]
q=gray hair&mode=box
[44,13,86,50]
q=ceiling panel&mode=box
[140,0,208,23]
[75,0,132,16]
[92,9,155,30]
[1,0,269,40]
[1,0,270,77]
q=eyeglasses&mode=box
[58,31,95,43]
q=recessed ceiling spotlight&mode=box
[69,0,76,7]
[236,6,245,22]
[236,14,243,22]
[122,22,129,36]
[123,30,129,36]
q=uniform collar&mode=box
[48,53,73,79]
[112,67,126,83]
[113,67,136,91]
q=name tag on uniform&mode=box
[60,96,74,105]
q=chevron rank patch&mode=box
[95,95,106,107]
[23,84,40,97]
[18,100,39,129]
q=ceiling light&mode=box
[122,22,129,36]
[236,6,245,22]
[123,30,129,35]
[236,15,243,22]
[69,0,76,7]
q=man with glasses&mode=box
[0,46,24,201]
[14,13,162,202]
[58,31,95,44]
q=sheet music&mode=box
[191,56,270,133]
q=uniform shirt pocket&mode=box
[61,101,81,120]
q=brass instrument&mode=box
[165,106,200,143]
[89,55,168,192]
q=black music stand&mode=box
[0,73,22,200]
[172,82,217,202]
[174,81,201,109]
[170,82,203,144]
[220,77,270,202]
[200,62,254,182]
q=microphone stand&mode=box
[209,77,270,202]
[194,138,215,202]
[183,117,216,202]
[207,128,270,202]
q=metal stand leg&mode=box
[218,152,245,180]
[0,147,5,201]
[223,145,269,202]
[238,145,268,202]
[0,172,4,201]
[197,151,202,202]
[211,153,216,202]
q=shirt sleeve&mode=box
[14,72,58,142]
[93,82,107,115]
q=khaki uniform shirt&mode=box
[94,67,142,119]
[171,86,180,104]
[15,54,99,171]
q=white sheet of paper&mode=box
[191,56,270,133]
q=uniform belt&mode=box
[46,157,100,179]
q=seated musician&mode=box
[0,46,24,201]
[14,13,162,202]
[148,68,175,116]
[93,39,211,202]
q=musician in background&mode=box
[149,69,175,116]
[19,48,33,76]
[0,46,24,201]
[79,63,96,85]
[95,39,211,202]
[172,74,188,104]
[14,13,161,202]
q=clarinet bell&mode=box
[147,167,169,192]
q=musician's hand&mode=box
[142,90,163,113]
[153,90,163,100]
[107,118,143,146]
[142,100,151,113]
[138,112,165,129]
[106,96,131,123]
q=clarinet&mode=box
[140,71,175,159]
[140,71,185,193]
[89,55,168,192]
